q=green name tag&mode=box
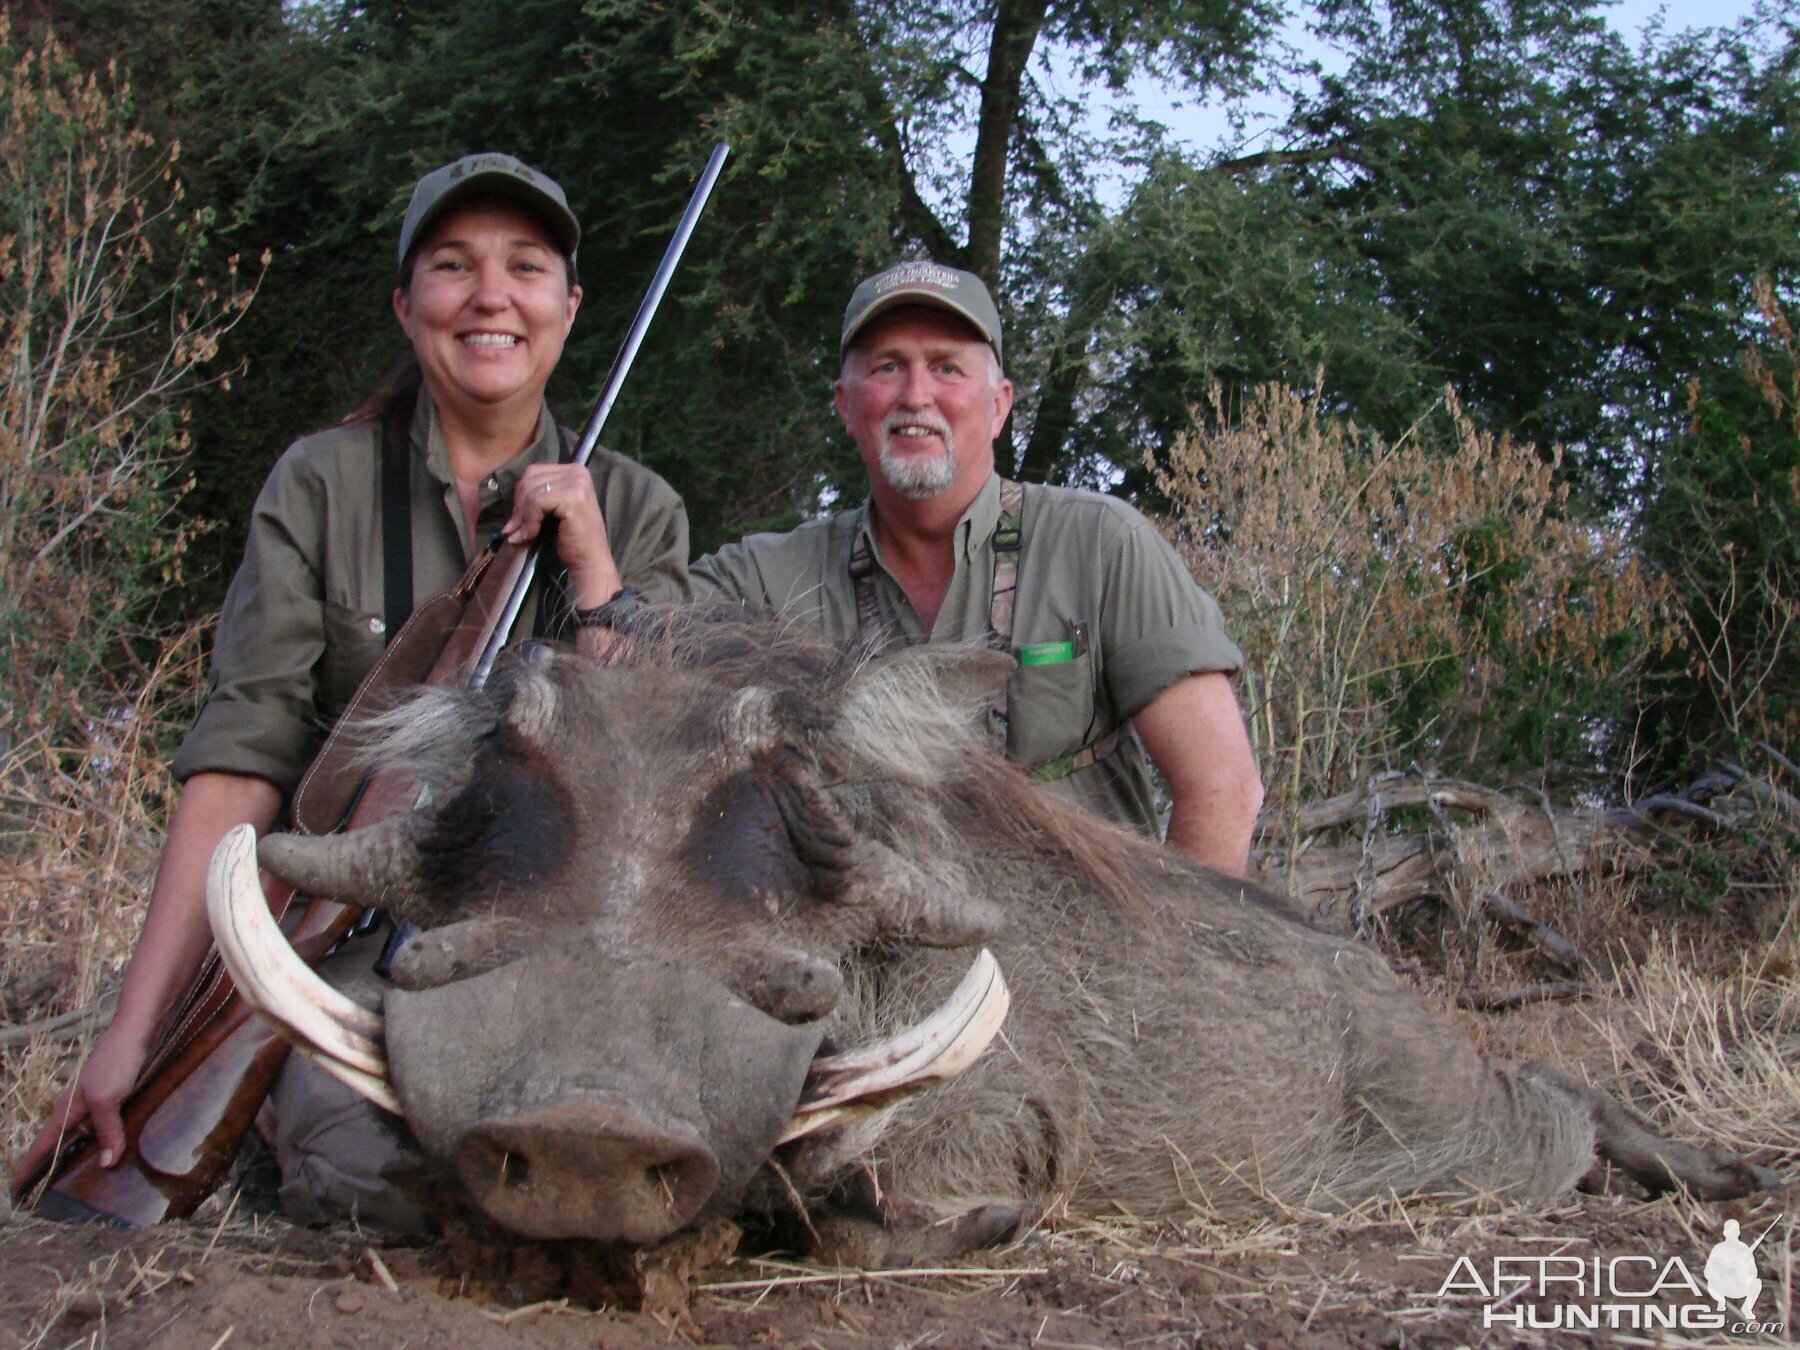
[1017,640,1078,666]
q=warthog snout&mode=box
[454,1100,721,1243]
[381,951,825,1244]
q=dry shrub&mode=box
[1665,275,1800,754]
[0,15,260,719]
[0,20,254,1176]
[1149,382,1672,823]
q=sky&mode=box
[1128,0,1770,163]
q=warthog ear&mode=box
[865,645,1016,707]
[721,685,782,759]
[835,645,1017,781]
[490,657,561,745]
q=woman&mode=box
[15,153,690,1225]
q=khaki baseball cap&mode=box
[397,152,580,266]
[841,261,1004,367]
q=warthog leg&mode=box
[1519,1062,1781,1199]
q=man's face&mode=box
[834,306,1013,502]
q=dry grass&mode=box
[1596,939,1800,1162]
[0,624,203,1186]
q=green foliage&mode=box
[1046,2,1800,506]
[12,0,1795,789]
[1637,278,1800,767]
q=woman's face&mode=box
[393,200,582,421]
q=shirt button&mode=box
[368,617,386,636]
[484,475,499,491]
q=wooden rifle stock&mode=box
[13,541,533,1225]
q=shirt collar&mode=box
[415,386,561,488]
[855,473,1005,566]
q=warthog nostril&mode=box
[500,1151,530,1189]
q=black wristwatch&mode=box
[572,587,641,631]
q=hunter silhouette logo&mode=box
[1705,1217,1776,1318]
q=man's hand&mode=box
[1132,672,1264,875]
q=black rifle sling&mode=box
[379,390,417,640]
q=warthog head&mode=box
[210,614,1031,1243]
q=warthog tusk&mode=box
[206,824,401,1114]
[778,949,1010,1144]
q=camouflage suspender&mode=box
[985,479,1024,752]
[848,479,1121,777]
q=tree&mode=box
[1636,278,1800,764]
[1052,1,1800,499]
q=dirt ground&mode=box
[2,1183,1792,1350]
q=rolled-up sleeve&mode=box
[172,449,331,791]
[1100,515,1243,719]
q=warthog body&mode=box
[254,609,1773,1258]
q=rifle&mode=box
[13,144,731,1225]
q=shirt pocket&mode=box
[1007,650,1100,768]
[319,600,388,722]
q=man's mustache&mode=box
[882,411,953,444]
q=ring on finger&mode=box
[536,482,555,497]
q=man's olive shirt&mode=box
[174,390,690,792]
[691,475,1243,838]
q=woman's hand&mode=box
[13,1023,149,1184]
[504,466,622,608]
[12,772,282,1192]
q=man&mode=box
[692,261,1262,873]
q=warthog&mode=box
[212,608,1775,1263]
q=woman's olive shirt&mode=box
[173,391,690,793]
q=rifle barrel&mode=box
[472,144,731,689]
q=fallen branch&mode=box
[0,993,115,1048]
[1631,795,1735,832]
[1256,770,1791,927]
[1477,891,1594,976]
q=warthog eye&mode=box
[681,769,816,908]
[417,733,574,904]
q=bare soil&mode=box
[3,1183,1792,1349]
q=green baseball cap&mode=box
[397,152,580,266]
[841,261,1004,367]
